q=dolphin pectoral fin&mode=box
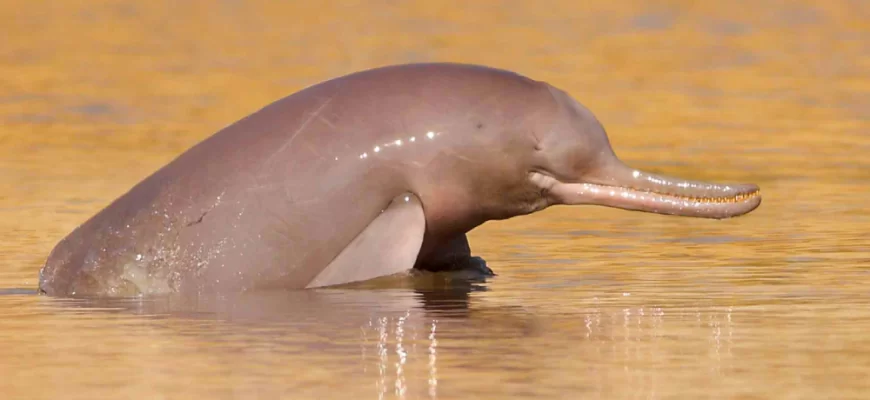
[306,193,425,289]
[414,235,493,276]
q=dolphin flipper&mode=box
[415,234,493,276]
[306,193,425,288]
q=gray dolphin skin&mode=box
[38,63,762,297]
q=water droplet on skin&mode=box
[135,254,142,261]
[426,131,435,139]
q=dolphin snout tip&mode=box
[739,183,761,194]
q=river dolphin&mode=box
[38,63,762,297]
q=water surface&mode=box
[1,0,868,398]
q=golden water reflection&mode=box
[1,0,868,398]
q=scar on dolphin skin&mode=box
[263,97,334,166]
[184,211,208,227]
[38,63,762,298]
[182,191,226,228]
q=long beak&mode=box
[532,159,762,219]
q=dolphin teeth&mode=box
[589,185,761,204]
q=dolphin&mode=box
[38,63,761,297]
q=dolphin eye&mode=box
[530,130,544,151]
